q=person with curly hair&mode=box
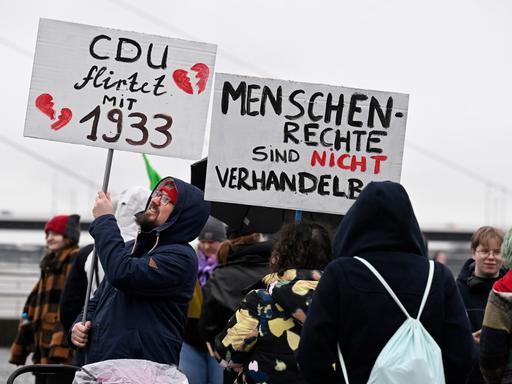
[214,222,332,384]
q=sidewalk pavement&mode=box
[0,348,33,384]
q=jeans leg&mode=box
[207,354,224,384]
[180,342,207,384]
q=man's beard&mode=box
[135,210,158,232]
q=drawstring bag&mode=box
[337,257,445,384]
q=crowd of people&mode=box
[7,177,512,384]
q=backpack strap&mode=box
[337,343,350,384]
[416,260,434,320]
[354,257,411,319]
[354,257,435,321]
[337,258,435,383]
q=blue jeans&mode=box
[179,342,224,384]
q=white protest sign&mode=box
[24,19,217,159]
[206,73,409,215]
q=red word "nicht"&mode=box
[310,150,388,174]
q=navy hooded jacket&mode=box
[297,181,473,384]
[75,177,210,365]
[456,258,506,384]
[457,258,506,333]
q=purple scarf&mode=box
[197,249,218,287]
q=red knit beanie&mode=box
[44,214,80,244]
[157,178,178,205]
[159,185,178,205]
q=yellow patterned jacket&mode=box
[215,269,322,384]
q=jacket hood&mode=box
[333,181,426,258]
[263,269,322,323]
[115,186,150,241]
[141,177,211,244]
[224,241,273,267]
[262,269,322,286]
[457,258,475,281]
[494,269,512,293]
[457,257,506,288]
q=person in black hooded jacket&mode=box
[297,181,474,384]
[215,222,332,384]
[456,226,505,384]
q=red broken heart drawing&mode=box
[35,93,72,131]
[172,63,210,95]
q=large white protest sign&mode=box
[24,19,216,159]
[206,73,409,215]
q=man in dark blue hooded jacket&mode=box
[297,181,473,384]
[71,177,210,366]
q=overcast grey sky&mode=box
[1,0,511,230]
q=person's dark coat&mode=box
[198,241,272,344]
[456,258,506,383]
[74,177,210,365]
[296,181,474,384]
[457,259,506,332]
[215,269,321,384]
[60,243,94,334]
[62,186,149,338]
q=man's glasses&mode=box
[476,248,502,257]
[151,190,173,206]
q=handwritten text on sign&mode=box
[24,19,217,159]
[205,74,409,215]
